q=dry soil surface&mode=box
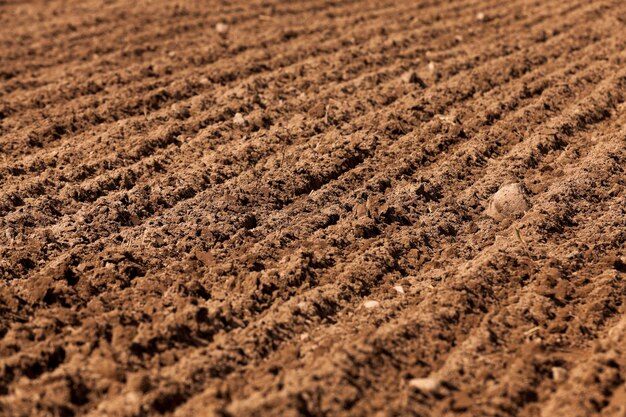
[1,0,626,416]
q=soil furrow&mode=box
[1,1,625,416]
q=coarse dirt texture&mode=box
[1,0,626,416]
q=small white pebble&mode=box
[215,22,229,33]
[393,285,405,294]
[476,12,485,21]
[427,61,436,72]
[409,377,440,392]
[300,333,309,341]
[552,367,568,383]
[233,112,245,126]
[400,71,418,84]
[363,300,380,309]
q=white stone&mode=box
[363,300,380,309]
[215,22,229,33]
[233,112,245,126]
[552,366,568,383]
[409,377,440,392]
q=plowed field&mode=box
[1,0,626,416]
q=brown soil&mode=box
[1,0,626,416]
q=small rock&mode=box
[215,22,229,34]
[551,366,568,383]
[409,377,440,392]
[476,12,485,21]
[170,103,190,119]
[300,333,309,341]
[401,71,416,83]
[485,183,530,221]
[393,285,405,294]
[233,112,245,126]
[427,61,436,72]
[363,300,380,309]
[401,71,427,87]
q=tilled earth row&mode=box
[1,0,625,416]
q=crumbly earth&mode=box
[1,0,625,416]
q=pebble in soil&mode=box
[485,182,530,221]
